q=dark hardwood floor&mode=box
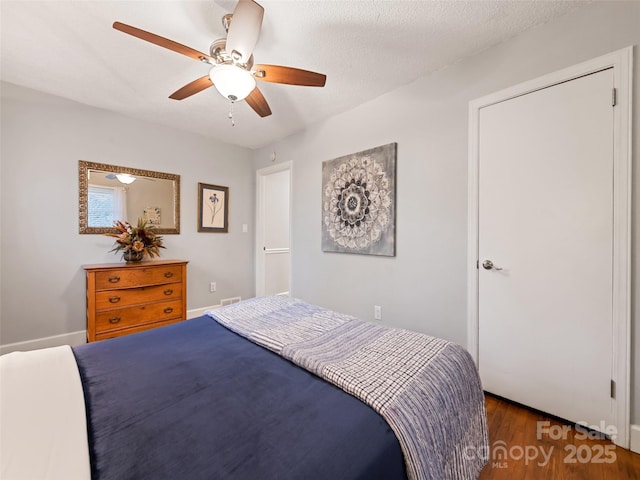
[479,393,640,479]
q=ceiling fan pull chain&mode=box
[228,101,235,127]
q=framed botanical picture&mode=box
[198,183,229,233]
[144,206,161,225]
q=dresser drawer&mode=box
[95,300,183,333]
[95,284,183,310]
[94,265,182,290]
[95,318,182,342]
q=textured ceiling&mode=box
[1,0,587,149]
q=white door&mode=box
[478,69,615,431]
[256,163,291,296]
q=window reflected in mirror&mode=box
[79,161,180,234]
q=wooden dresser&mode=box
[84,259,188,342]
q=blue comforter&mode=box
[72,316,406,480]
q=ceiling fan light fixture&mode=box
[115,173,136,184]
[209,64,256,102]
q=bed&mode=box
[1,296,488,480]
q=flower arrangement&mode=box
[106,218,165,261]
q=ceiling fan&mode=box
[113,0,326,119]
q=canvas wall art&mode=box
[322,143,397,256]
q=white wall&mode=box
[252,1,640,423]
[0,82,255,345]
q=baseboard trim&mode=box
[0,330,87,356]
[188,299,244,318]
[187,304,221,319]
[630,424,640,454]
[1,304,237,355]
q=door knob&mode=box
[482,260,503,271]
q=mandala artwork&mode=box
[322,143,396,256]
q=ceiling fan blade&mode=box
[113,21,213,63]
[253,64,326,87]
[225,0,264,63]
[245,87,272,117]
[169,76,214,100]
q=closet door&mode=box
[478,68,615,432]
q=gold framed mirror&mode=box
[79,160,180,234]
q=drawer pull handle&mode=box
[164,272,174,278]
[108,276,121,283]
[164,307,174,314]
[164,289,173,296]
[109,296,121,303]
[109,317,121,324]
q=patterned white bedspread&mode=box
[207,296,488,480]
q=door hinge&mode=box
[612,88,617,107]
[476,260,479,269]
[610,379,616,399]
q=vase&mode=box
[123,250,144,263]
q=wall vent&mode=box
[221,296,242,306]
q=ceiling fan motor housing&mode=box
[209,38,254,70]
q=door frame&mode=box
[467,47,632,447]
[255,161,293,297]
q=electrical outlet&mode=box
[374,305,382,321]
[210,282,217,293]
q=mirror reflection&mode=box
[79,161,180,234]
